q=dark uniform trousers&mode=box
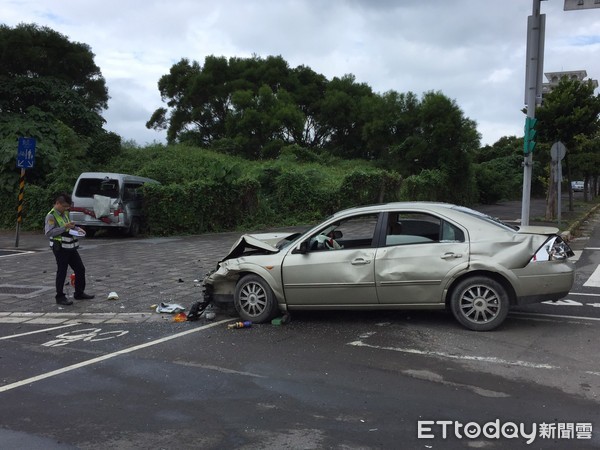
[52,245,86,297]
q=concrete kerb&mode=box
[563,202,600,242]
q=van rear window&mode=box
[75,179,120,198]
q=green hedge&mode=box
[0,145,405,235]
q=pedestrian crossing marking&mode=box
[583,265,600,288]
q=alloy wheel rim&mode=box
[459,285,501,324]
[239,282,267,317]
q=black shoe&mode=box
[56,296,73,306]
[74,293,95,300]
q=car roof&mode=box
[332,202,458,218]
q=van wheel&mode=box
[127,218,141,237]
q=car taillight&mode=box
[114,208,123,216]
[531,236,574,262]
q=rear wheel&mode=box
[234,275,279,323]
[127,218,141,237]
[450,276,509,331]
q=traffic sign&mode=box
[550,141,566,161]
[16,137,36,169]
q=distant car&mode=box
[571,181,584,192]
[203,203,575,331]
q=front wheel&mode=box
[234,275,279,323]
[450,276,509,331]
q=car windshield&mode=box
[451,205,518,231]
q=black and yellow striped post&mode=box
[15,168,26,247]
[15,137,36,247]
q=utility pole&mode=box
[521,0,546,226]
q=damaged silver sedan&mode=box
[203,202,575,331]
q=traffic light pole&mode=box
[521,0,545,227]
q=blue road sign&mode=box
[17,137,36,169]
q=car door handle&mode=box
[351,258,371,265]
[441,252,462,259]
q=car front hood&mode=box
[221,232,296,261]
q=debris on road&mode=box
[228,321,252,329]
[155,302,186,314]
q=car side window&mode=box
[310,213,379,251]
[123,183,144,201]
[386,212,460,246]
[440,220,465,242]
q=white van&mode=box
[70,172,159,237]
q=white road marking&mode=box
[173,361,266,378]
[347,340,558,369]
[583,265,600,287]
[0,323,78,341]
[0,319,232,394]
[402,369,509,398]
[568,292,600,297]
[542,299,583,306]
[0,312,169,325]
[0,250,34,258]
[510,311,600,322]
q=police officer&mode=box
[45,193,94,305]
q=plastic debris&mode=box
[271,314,290,326]
[205,311,216,320]
[107,291,119,300]
[173,312,188,322]
[228,321,252,329]
[156,302,186,314]
[186,300,211,321]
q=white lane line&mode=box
[568,292,600,297]
[348,340,558,369]
[0,319,232,394]
[583,265,600,287]
[0,323,78,341]
[510,311,600,322]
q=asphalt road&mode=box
[1,197,599,449]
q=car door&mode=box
[375,211,469,304]
[282,213,380,305]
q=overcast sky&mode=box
[3,0,600,147]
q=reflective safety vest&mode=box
[49,208,79,249]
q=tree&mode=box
[473,136,525,203]
[0,23,112,219]
[535,78,600,215]
[0,23,109,136]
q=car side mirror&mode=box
[294,240,309,254]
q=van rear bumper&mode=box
[70,208,124,228]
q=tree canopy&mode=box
[0,23,118,192]
[536,77,600,209]
[148,54,482,202]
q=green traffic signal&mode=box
[524,117,537,154]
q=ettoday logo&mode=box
[418,420,593,445]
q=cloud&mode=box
[3,0,600,146]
